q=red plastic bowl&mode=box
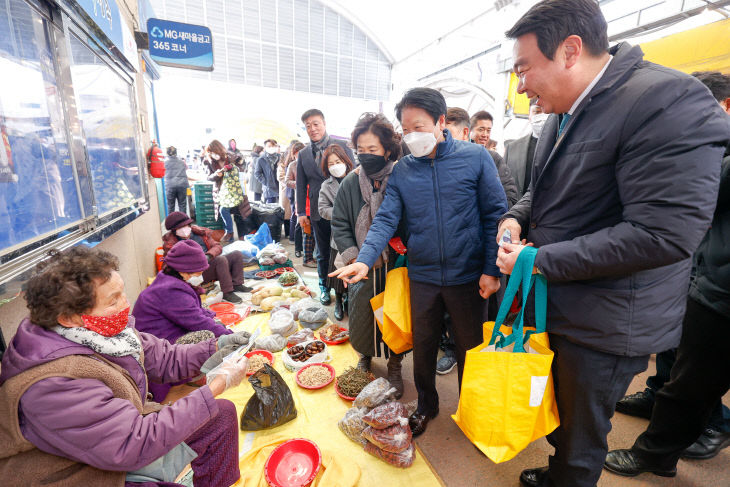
[265,438,321,487]
[209,302,234,314]
[318,327,349,345]
[295,363,335,390]
[217,312,242,326]
[245,349,275,376]
[334,373,375,401]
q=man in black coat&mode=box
[605,74,730,478]
[614,70,730,461]
[296,108,355,304]
[496,1,730,486]
[504,99,548,199]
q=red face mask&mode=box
[81,307,130,337]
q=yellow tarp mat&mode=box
[222,313,442,487]
[640,18,730,74]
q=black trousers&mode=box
[544,334,649,487]
[166,186,187,214]
[645,348,729,432]
[632,297,730,467]
[310,217,331,291]
[409,280,485,415]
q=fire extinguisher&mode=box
[147,141,165,178]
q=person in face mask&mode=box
[254,139,281,204]
[331,89,508,436]
[0,246,248,485]
[329,113,411,398]
[206,139,252,243]
[317,144,354,322]
[504,99,548,199]
[161,211,252,304]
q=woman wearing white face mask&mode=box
[132,239,238,401]
[317,144,354,321]
[205,139,251,242]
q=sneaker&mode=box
[436,354,457,375]
[222,292,242,304]
[295,250,303,258]
[303,260,317,268]
[233,284,253,293]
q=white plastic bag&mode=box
[282,339,330,371]
[269,310,297,337]
[254,334,288,352]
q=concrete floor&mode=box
[280,237,730,486]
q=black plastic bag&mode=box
[240,363,297,431]
[250,202,285,241]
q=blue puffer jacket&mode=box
[357,130,508,285]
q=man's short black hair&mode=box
[446,107,470,129]
[264,139,278,146]
[395,87,447,124]
[469,111,493,130]
[692,71,730,102]
[506,0,609,60]
[301,109,325,123]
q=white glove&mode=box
[206,353,248,391]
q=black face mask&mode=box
[358,153,387,176]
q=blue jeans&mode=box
[219,207,234,234]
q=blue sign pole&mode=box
[146,18,214,71]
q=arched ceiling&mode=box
[324,0,493,64]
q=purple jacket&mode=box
[132,271,231,343]
[0,318,219,471]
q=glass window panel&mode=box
[0,0,82,252]
[69,35,143,215]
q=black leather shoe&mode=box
[409,410,438,437]
[604,449,676,477]
[682,428,730,459]
[233,284,253,293]
[519,466,549,487]
[320,290,332,305]
[222,292,242,304]
[615,390,654,419]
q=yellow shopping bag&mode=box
[452,247,559,463]
[370,256,412,354]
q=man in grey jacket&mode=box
[496,1,730,486]
[296,109,355,304]
[164,146,189,214]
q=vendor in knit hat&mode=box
[160,211,251,304]
[132,239,249,401]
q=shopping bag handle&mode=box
[489,247,546,352]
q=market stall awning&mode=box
[639,18,730,74]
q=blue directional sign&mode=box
[146,18,214,71]
[75,0,124,53]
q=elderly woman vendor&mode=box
[0,246,249,486]
[133,239,237,401]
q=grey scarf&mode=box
[356,162,394,268]
[312,134,331,168]
[53,316,143,364]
